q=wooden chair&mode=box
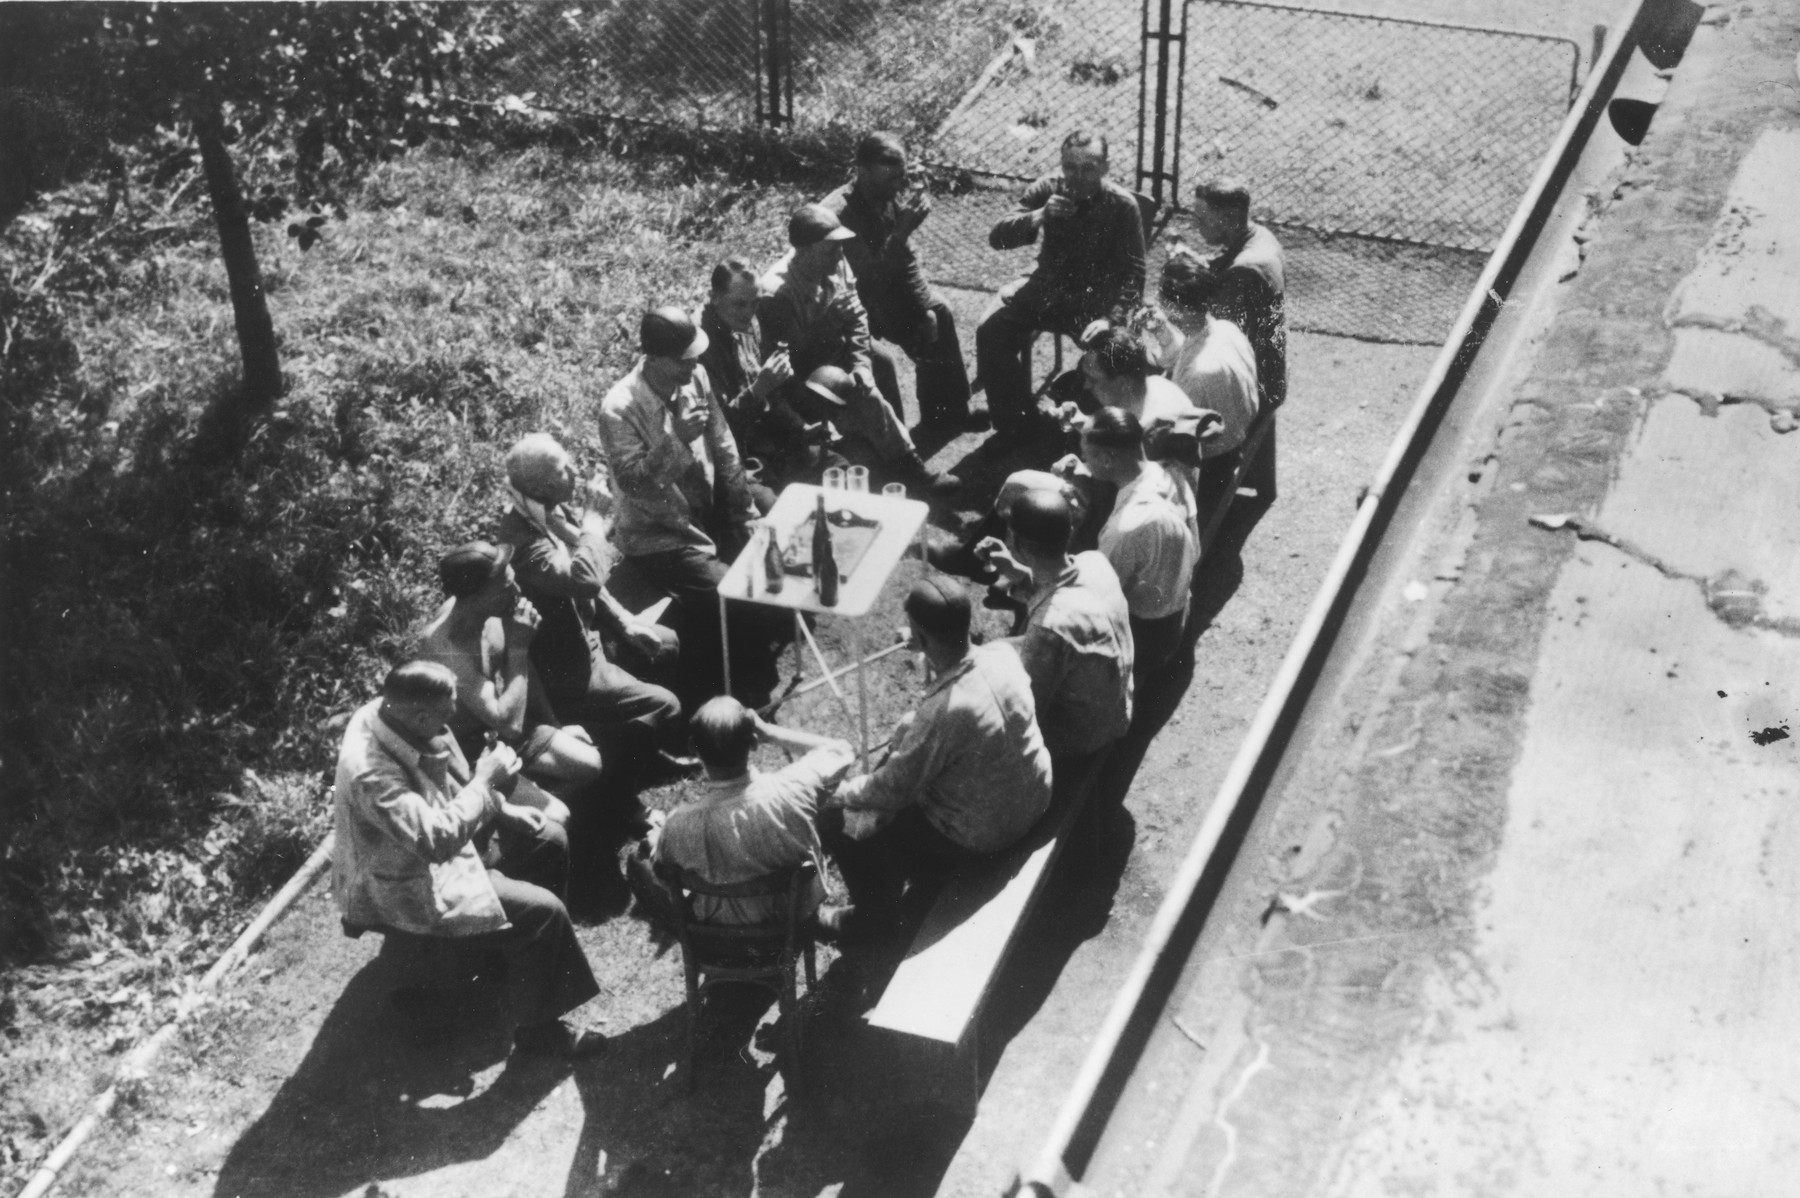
[653,860,820,1090]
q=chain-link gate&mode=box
[454,0,1581,346]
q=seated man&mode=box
[1147,251,1259,485]
[978,129,1147,439]
[822,577,1053,919]
[980,489,1134,757]
[1070,407,1200,686]
[332,661,605,1057]
[697,259,836,493]
[759,204,956,494]
[598,305,788,697]
[418,541,602,826]
[494,434,683,793]
[819,131,980,431]
[1068,325,1218,491]
[651,697,854,926]
[1192,177,1287,412]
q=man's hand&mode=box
[976,537,1032,587]
[584,476,616,519]
[475,742,523,796]
[507,597,541,642]
[544,506,583,546]
[1052,452,1085,480]
[623,619,664,658]
[1057,401,1088,435]
[670,396,709,443]
[895,188,932,240]
[1043,194,1078,223]
[498,802,547,835]
[751,347,794,398]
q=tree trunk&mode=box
[194,99,281,406]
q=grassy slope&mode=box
[0,140,821,1190]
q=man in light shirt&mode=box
[652,697,854,926]
[980,489,1135,758]
[1073,407,1200,688]
[1148,250,1259,492]
[823,577,1053,921]
[332,661,605,1057]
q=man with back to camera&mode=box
[978,488,1135,758]
[818,131,982,432]
[820,576,1053,924]
[1191,177,1287,413]
[598,305,787,697]
[494,433,683,795]
[978,130,1148,440]
[651,696,854,926]
[332,660,606,1057]
[759,203,957,494]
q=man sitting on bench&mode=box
[821,577,1053,926]
[651,697,854,926]
[1145,252,1259,492]
[332,661,606,1057]
[978,129,1147,442]
[979,489,1135,758]
[1191,176,1287,413]
[1067,407,1199,687]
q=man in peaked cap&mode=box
[598,305,786,699]
[760,203,959,493]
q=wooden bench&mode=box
[864,749,1111,1115]
[862,405,1275,1113]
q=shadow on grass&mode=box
[211,943,599,1198]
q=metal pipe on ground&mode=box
[15,835,337,1198]
[1004,0,1663,1192]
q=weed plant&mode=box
[0,134,811,1182]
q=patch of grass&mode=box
[0,135,815,1189]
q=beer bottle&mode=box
[763,522,785,593]
[813,494,838,607]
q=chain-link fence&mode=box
[455,0,1578,345]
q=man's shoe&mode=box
[892,454,962,497]
[812,902,857,944]
[514,1019,609,1058]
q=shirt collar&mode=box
[923,652,977,699]
[374,706,458,771]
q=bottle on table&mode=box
[813,493,838,607]
[763,521,785,594]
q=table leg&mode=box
[720,596,732,698]
[855,638,871,773]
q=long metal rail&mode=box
[1008,1,1659,1192]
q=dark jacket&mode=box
[989,176,1147,329]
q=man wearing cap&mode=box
[1073,407,1199,686]
[760,203,957,494]
[822,577,1053,918]
[1191,178,1286,412]
[978,130,1148,440]
[333,660,607,1057]
[979,489,1134,756]
[818,132,979,432]
[416,540,604,824]
[495,434,684,791]
[651,697,854,926]
[599,306,783,695]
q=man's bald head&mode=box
[505,433,574,504]
[690,695,758,777]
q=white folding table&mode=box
[716,483,930,768]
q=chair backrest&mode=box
[654,860,816,956]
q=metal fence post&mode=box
[755,0,793,126]
[1138,0,1183,205]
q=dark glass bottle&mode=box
[813,494,838,607]
[763,523,785,593]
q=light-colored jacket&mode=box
[331,699,508,936]
[598,359,756,557]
